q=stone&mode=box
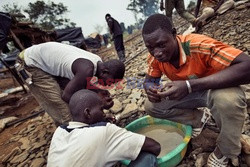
[9,135,22,143]
[137,98,145,106]
[194,153,210,167]
[130,98,137,103]
[0,117,18,132]
[128,91,141,100]
[120,103,138,119]
[19,138,31,151]
[10,151,29,164]
[243,43,250,50]
[2,147,22,163]
[29,140,47,154]
[123,88,131,95]
[214,29,223,37]
[236,4,247,10]
[30,158,45,167]
[110,99,123,114]
[35,151,44,158]
[122,99,131,104]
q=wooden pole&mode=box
[10,30,25,50]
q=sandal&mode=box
[192,107,211,138]
[207,152,228,167]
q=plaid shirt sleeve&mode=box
[147,54,162,78]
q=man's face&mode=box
[105,16,110,21]
[143,28,178,62]
[90,104,105,123]
[97,90,114,109]
[98,73,114,86]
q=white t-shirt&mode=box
[47,122,145,167]
[23,42,102,79]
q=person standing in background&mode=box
[160,0,196,27]
[195,0,235,31]
[105,13,126,62]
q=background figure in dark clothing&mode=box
[160,0,196,26]
[105,13,126,62]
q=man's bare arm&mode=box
[62,59,94,103]
[190,52,250,92]
[141,137,161,156]
[158,53,250,100]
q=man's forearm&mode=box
[189,61,250,92]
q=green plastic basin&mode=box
[121,115,192,167]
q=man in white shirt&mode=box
[18,42,125,125]
[47,89,161,167]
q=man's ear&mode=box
[83,108,91,119]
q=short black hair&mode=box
[105,13,111,18]
[142,14,173,35]
[69,90,102,120]
[103,59,125,79]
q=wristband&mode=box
[185,80,192,94]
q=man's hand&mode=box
[157,81,189,100]
[104,113,116,124]
[145,87,162,103]
[97,90,114,109]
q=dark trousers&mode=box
[114,34,124,52]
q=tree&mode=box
[24,1,75,30]
[127,0,159,20]
[2,1,76,30]
[2,3,22,15]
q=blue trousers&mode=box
[128,152,158,167]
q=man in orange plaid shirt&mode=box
[142,14,250,167]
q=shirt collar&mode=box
[67,121,89,129]
[176,36,187,66]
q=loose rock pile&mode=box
[1,111,55,167]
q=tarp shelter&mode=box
[55,27,87,50]
[0,12,27,92]
[0,12,11,51]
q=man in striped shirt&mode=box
[142,14,250,167]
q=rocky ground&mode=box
[0,2,250,167]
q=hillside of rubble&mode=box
[0,2,250,167]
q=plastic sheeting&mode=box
[0,12,11,50]
[55,27,85,48]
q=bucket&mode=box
[121,115,192,167]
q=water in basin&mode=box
[136,124,184,158]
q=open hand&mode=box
[145,87,162,103]
[157,81,188,100]
[105,113,116,124]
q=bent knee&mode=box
[209,87,247,111]
[144,99,154,113]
